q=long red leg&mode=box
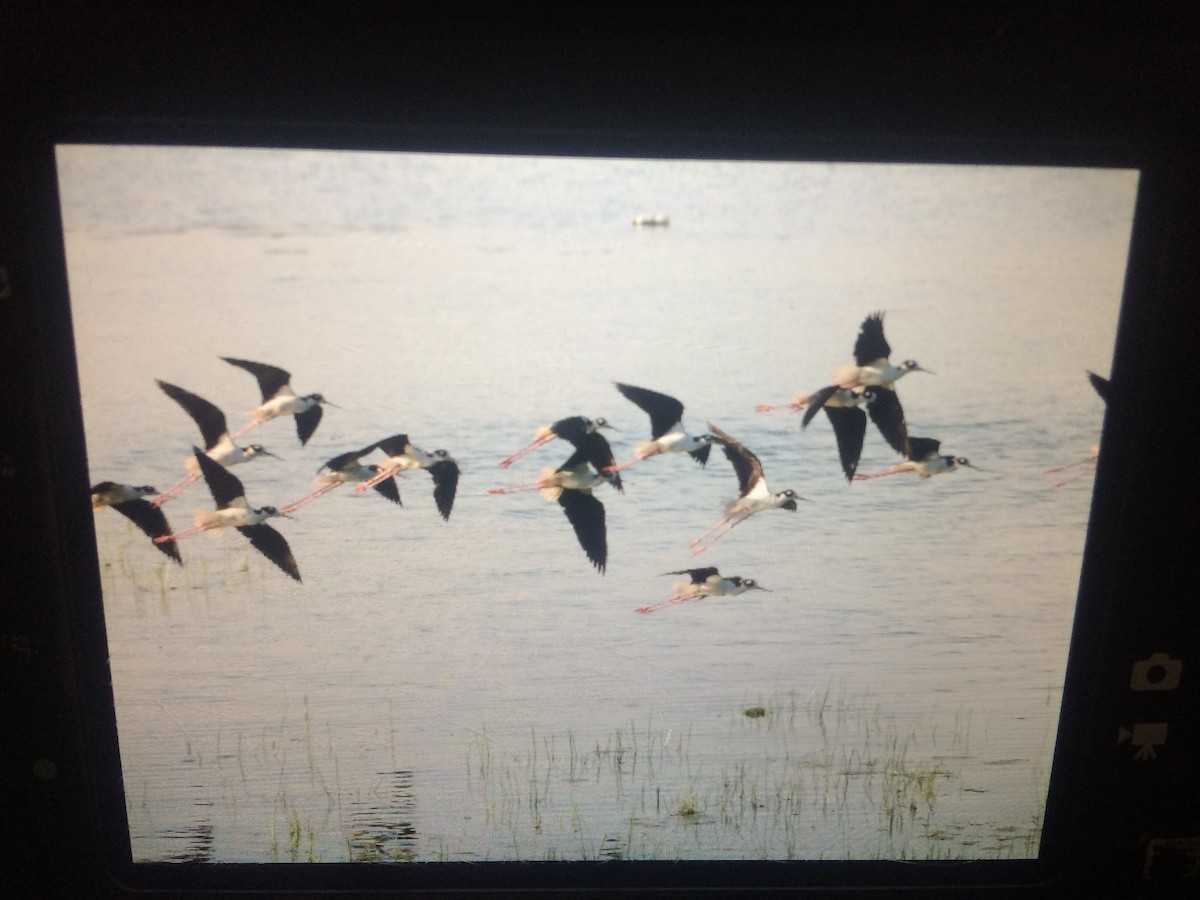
[150,471,200,506]
[354,465,400,493]
[636,593,700,614]
[496,435,554,469]
[228,417,266,442]
[280,481,341,514]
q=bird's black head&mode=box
[134,485,158,495]
[743,578,769,592]
[246,444,280,459]
[258,505,291,519]
[590,417,612,431]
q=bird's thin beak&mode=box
[919,367,936,375]
[324,399,341,408]
[264,450,284,460]
[753,585,771,592]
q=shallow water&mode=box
[60,146,1135,861]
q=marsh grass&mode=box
[123,673,1046,863]
[446,684,1041,861]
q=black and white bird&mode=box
[636,567,769,613]
[610,383,715,471]
[222,357,335,446]
[537,452,613,575]
[1046,371,1110,488]
[832,311,933,389]
[91,482,181,564]
[490,432,623,495]
[154,380,279,504]
[855,436,980,480]
[799,385,909,481]
[155,448,300,581]
[496,415,614,468]
[690,424,804,554]
[353,434,459,520]
[281,444,403,514]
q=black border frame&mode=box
[4,3,1199,898]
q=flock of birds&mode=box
[90,313,1105,612]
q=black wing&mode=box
[800,385,840,429]
[222,357,291,401]
[708,423,761,496]
[1087,371,1111,403]
[853,311,891,366]
[374,434,414,457]
[864,387,910,457]
[294,404,323,446]
[157,380,228,449]
[663,567,719,584]
[557,488,606,573]
[906,436,942,462]
[372,476,403,506]
[192,446,245,508]
[112,499,182,564]
[559,432,623,493]
[321,440,383,473]
[688,442,713,466]
[236,523,300,581]
[615,383,685,440]
[550,416,593,445]
[823,405,868,482]
[427,459,459,521]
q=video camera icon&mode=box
[1130,653,1183,691]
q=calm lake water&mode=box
[57,146,1137,862]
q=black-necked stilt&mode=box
[490,431,623,495]
[636,567,768,613]
[855,436,980,480]
[91,482,182,564]
[222,357,336,446]
[1047,371,1109,488]
[353,434,459,520]
[531,450,612,574]
[496,415,614,469]
[690,424,805,554]
[155,448,300,581]
[833,311,933,389]
[154,380,279,505]
[610,383,715,471]
[799,384,910,481]
[280,444,403,514]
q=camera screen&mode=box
[58,144,1137,863]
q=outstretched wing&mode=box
[237,523,301,582]
[800,385,840,429]
[222,357,292,401]
[192,446,245,508]
[824,405,867,482]
[853,311,891,366]
[294,404,323,445]
[112,499,182,564]
[615,383,685,440]
[428,459,459,521]
[1087,371,1111,403]
[157,380,228,449]
[864,387,910,457]
[558,489,607,573]
[707,423,762,496]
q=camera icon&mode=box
[1130,653,1183,691]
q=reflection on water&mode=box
[344,770,418,862]
[59,147,1136,861]
[158,821,214,864]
